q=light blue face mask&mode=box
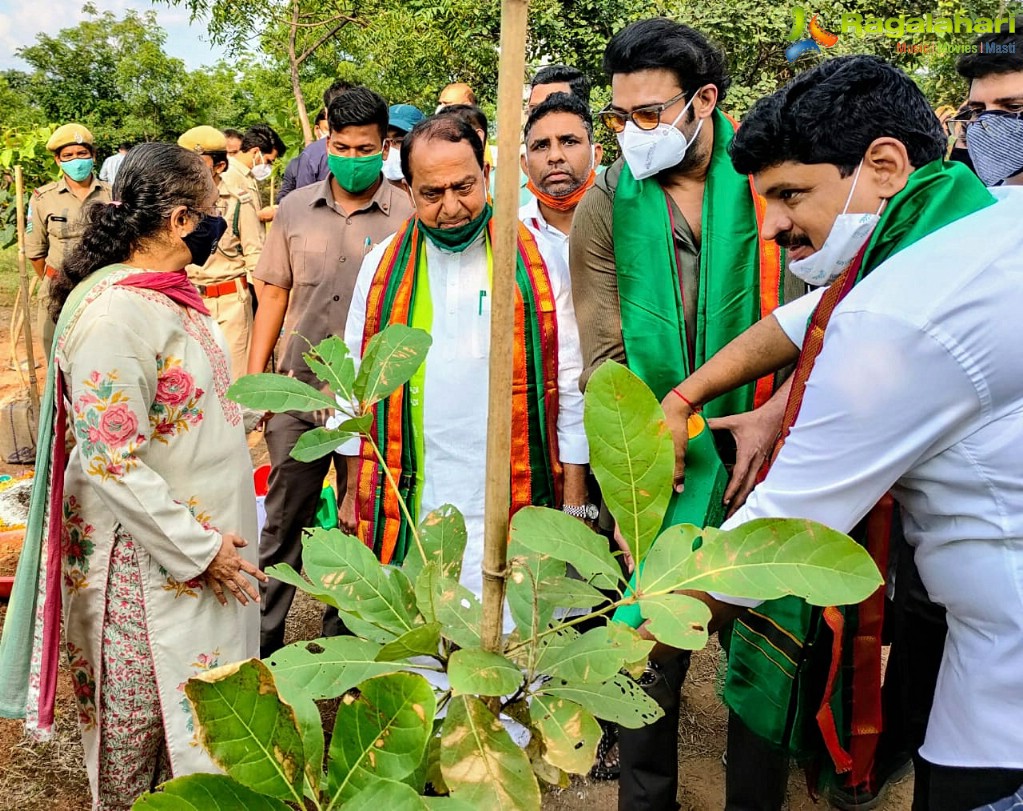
[60,157,95,182]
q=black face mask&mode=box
[182,214,227,266]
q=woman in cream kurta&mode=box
[51,266,260,806]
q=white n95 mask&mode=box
[617,94,704,180]
[382,149,404,181]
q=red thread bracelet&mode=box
[670,387,700,412]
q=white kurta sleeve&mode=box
[62,302,221,582]
[548,254,588,464]
[772,286,826,348]
[712,309,983,606]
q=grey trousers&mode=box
[259,410,346,655]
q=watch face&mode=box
[584,504,600,521]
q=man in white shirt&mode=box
[339,114,590,603]
[98,142,129,184]
[661,55,1023,811]
[519,92,602,269]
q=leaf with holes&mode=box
[324,672,436,806]
[529,695,601,775]
[448,648,523,697]
[184,659,305,803]
[431,574,482,650]
[440,695,542,810]
[638,593,711,650]
[264,636,399,700]
[505,551,563,639]
[544,627,630,684]
[227,372,339,414]
[354,324,432,409]
[131,773,291,810]
[403,504,468,585]
[583,360,674,566]
[538,673,664,729]
[509,507,620,590]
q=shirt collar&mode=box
[56,175,105,197]
[228,156,252,178]
[311,174,395,217]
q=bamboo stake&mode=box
[480,0,530,655]
[14,167,40,411]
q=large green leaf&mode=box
[529,695,601,775]
[303,528,418,637]
[505,551,563,639]
[266,562,340,609]
[341,778,427,811]
[638,594,711,650]
[131,773,290,810]
[509,507,621,589]
[414,561,442,624]
[354,324,433,409]
[544,577,611,611]
[403,504,468,584]
[291,426,358,463]
[529,627,580,677]
[303,335,357,401]
[583,360,674,565]
[545,626,645,684]
[325,673,436,808]
[376,623,443,662]
[184,659,305,803]
[440,695,542,811]
[606,622,655,680]
[538,673,664,729]
[641,518,883,606]
[265,637,399,700]
[431,574,482,650]
[227,372,339,413]
[448,648,523,697]
[422,798,477,810]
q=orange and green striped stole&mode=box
[724,160,996,792]
[355,216,563,565]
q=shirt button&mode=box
[333,295,340,302]
[340,256,347,263]
[346,218,352,225]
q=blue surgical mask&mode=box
[61,157,95,182]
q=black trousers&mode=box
[259,410,346,656]
[617,652,690,811]
[918,762,1023,811]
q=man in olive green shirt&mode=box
[26,122,110,358]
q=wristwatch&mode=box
[562,503,599,521]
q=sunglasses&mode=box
[598,89,689,134]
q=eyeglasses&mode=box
[598,89,689,133]
[947,109,1023,137]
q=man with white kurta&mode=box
[660,56,1023,811]
[519,92,602,270]
[338,115,590,601]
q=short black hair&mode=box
[401,115,485,183]
[327,86,390,141]
[531,65,591,105]
[730,56,947,177]
[436,104,488,142]
[240,124,286,157]
[223,128,243,140]
[324,78,355,108]
[957,17,1023,80]
[603,17,730,103]
[524,92,594,141]
[314,108,327,126]
[118,141,132,151]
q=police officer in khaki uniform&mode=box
[178,125,265,379]
[26,123,111,358]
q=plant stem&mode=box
[505,598,629,655]
[366,435,428,564]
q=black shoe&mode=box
[828,756,913,811]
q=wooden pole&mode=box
[480,0,530,654]
[14,167,40,411]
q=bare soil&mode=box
[0,292,914,811]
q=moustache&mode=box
[775,230,813,250]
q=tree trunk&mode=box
[288,0,313,146]
[480,0,530,656]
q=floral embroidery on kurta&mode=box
[160,498,218,598]
[177,649,221,739]
[149,355,204,442]
[62,495,95,594]
[72,370,146,481]
[65,640,97,731]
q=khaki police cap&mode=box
[46,123,94,153]
[177,125,229,154]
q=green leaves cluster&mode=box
[142,339,883,810]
